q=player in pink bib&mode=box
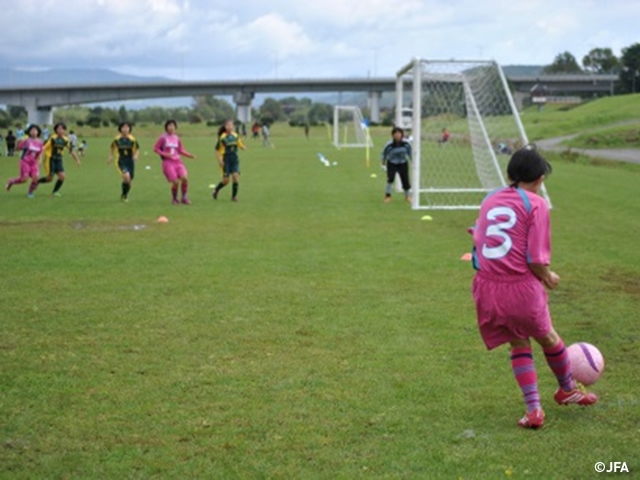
[153,119,196,205]
[470,146,597,429]
[5,124,44,198]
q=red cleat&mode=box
[181,197,192,205]
[518,408,545,429]
[554,386,598,406]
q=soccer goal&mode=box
[332,106,373,149]
[395,58,551,210]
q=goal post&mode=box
[395,58,551,210]
[332,106,373,149]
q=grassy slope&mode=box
[521,93,640,141]
[0,123,639,478]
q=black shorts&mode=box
[386,162,411,191]
[117,158,135,179]
[45,157,64,176]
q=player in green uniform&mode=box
[38,122,81,196]
[107,122,140,202]
[213,120,246,202]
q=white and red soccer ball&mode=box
[567,342,604,386]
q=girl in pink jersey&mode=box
[471,146,597,429]
[5,124,44,198]
[153,119,196,205]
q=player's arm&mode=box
[70,146,81,166]
[380,142,390,166]
[238,136,246,150]
[527,202,556,289]
[215,138,224,164]
[177,140,195,159]
[153,137,165,157]
[529,264,559,290]
[107,138,117,165]
[43,138,53,160]
[132,138,140,161]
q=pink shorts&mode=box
[472,272,551,350]
[20,160,39,179]
[162,160,187,183]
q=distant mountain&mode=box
[0,68,168,87]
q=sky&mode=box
[2,0,639,81]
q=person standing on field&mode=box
[470,146,597,429]
[38,122,82,196]
[381,126,411,203]
[213,119,246,202]
[6,130,16,156]
[5,124,44,197]
[107,122,140,202]
[153,119,196,205]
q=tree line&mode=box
[544,43,640,93]
[0,95,340,130]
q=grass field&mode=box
[561,123,640,149]
[1,120,639,478]
[521,93,640,141]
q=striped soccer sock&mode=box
[511,346,541,413]
[543,340,575,391]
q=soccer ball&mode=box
[567,342,604,386]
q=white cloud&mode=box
[223,13,314,60]
[0,0,637,79]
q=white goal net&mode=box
[333,106,373,149]
[395,59,551,210]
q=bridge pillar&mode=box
[369,91,382,123]
[233,91,254,123]
[24,98,53,126]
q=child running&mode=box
[470,146,597,429]
[38,122,82,196]
[5,124,44,198]
[107,122,140,202]
[153,119,196,205]
[213,119,246,202]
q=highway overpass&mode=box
[0,74,618,125]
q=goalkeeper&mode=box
[381,127,411,203]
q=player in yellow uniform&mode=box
[38,122,81,196]
[213,120,246,202]
[107,122,140,202]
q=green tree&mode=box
[0,108,11,129]
[619,43,640,94]
[582,48,620,74]
[259,98,284,122]
[7,105,27,122]
[192,96,234,123]
[118,105,129,123]
[543,51,583,74]
[308,102,333,125]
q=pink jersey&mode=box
[18,138,44,164]
[472,187,551,277]
[153,133,190,162]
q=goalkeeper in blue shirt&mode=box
[381,127,411,203]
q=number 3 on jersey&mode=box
[482,207,517,259]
